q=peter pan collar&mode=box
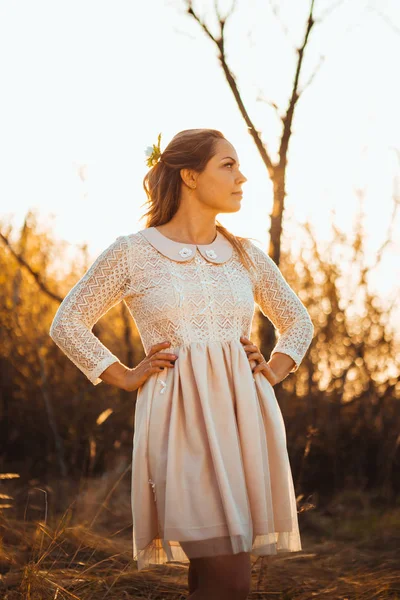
[139,226,233,264]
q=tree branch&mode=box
[300,53,326,94]
[256,90,282,119]
[186,2,218,44]
[185,0,274,176]
[0,232,63,303]
[278,0,317,169]
[267,0,293,45]
[373,7,400,37]
[316,0,347,24]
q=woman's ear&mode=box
[180,168,198,189]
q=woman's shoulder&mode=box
[118,229,156,251]
[99,231,149,266]
[125,230,147,246]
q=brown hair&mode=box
[141,128,256,273]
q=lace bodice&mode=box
[49,228,314,385]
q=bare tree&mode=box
[184,0,349,358]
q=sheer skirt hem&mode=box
[133,530,302,571]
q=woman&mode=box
[49,128,314,600]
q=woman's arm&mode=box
[49,235,133,386]
[99,361,132,389]
[267,352,296,383]
[249,242,314,373]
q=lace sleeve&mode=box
[248,242,314,372]
[49,235,132,385]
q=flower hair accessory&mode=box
[144,132,163,168]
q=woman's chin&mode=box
[230,201,242,213]
[215,199,242,214]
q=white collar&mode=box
[138,226,233,264]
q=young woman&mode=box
[49,128,314,600]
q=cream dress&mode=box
[49,226,314,571]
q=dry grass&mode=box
[0,477,399,599]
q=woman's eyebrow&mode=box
[220,156,240,165]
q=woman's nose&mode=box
[237,171,247,183]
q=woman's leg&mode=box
[188,560,199,594]
[187,551,251,600]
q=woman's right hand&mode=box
[122,341,178,392]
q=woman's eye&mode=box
[225,163,234,168]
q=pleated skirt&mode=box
[131,339,301,571]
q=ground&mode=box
[0,481,399,599]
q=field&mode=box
[1,477,399,599]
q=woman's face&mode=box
[184,138,247,214]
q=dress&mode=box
[49,226,314,571]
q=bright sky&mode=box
[0,0,399,324]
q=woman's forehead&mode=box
[214,139,238,159]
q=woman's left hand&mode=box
[240,336,280,386]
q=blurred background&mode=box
[0,1,399,598]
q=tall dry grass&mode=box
[1,473,399,599]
